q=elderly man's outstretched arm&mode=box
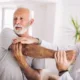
[22,44,76,62]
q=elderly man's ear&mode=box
[30,19,34,25]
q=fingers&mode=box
[70,52,76,64]
[55,51,60,64]
[18,43,22,51]
[13,37,27,44]
[63,51,67,62]
[13,43,18,56]
[21,40,28,44]
[55,51,67,64]
[12,43,21,54]
[18,42,22,55]
[55,51,59,63]
[60,51,63,63]
[55,50,72,71]
[55,51,62,63]
[13,36,36,44]
[54,52,57,63]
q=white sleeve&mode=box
[59,72,73,80]
[41,40,75,51]
[41,40,57,50]
[32,58,45,69]
[0,28,18,50]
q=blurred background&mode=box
[0,0,80,75]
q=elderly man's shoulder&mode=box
[1,28,14,34]
[1,28,16,36]
[0,28,17,39]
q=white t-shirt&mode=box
[0,28,45,80]
[0,28,23,80]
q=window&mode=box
[0,8,2,32]
[3,8,15,29]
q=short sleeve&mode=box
[0,28,18,50]
[32,58,45,69]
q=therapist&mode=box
[54,43,80,80]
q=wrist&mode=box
[21,62,28,69]
[36,38,42,45]
[59,70,68,76]
[19,58,28,69]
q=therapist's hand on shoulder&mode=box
[13,36,39,44]
[54,51,75,72]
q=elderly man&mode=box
[0,7,45,80]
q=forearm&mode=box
[21,62,41,80]
[22,44,55,58]
[22,44,76,61]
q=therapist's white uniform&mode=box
[41,40,80,80]
[0,28,45,80]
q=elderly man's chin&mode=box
[14,28,27,35]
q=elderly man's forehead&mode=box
[14,8,30,15]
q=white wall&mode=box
[54,0,80,46]
[33,3,56,43]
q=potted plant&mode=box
[71,18,80,42]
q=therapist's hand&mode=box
[54,51,75,72]
[13,36,39,44]
[12,43,27,68]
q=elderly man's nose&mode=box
[15,20,20,24]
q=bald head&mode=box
[14,8,30,20]
[15,7,30,13]
[14,8,34,20]
[14,8,29,16]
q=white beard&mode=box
[14,24,29,35]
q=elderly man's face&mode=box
[13,9,30,34]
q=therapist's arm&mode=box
[11,43,41,80]
[54,51,74,80]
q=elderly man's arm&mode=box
[11,43,42,80]
[13,36,76,61]
[22,44,76,62]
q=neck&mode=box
[18,31,29,37]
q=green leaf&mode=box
[71,17,78,30]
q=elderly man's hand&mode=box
[13,36,39,44]
[12,43,27,68]
[54,51,75,72]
